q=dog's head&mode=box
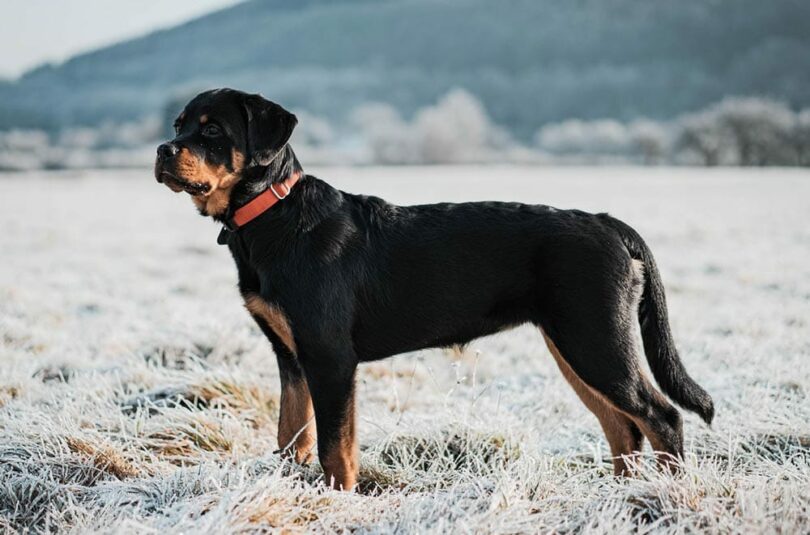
[154,88,297,217]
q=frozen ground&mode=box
[0,166,809,533]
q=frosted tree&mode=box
[535,119,631,160]
[792,109,810,166]
[413,89,493,164]
[350,103,418,164]
[714,97,796,166]
[352,89,504,164]
[676,97,797,166]
[628,119,670,165]
[675,109,730,166]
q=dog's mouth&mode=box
[157,171,212,195]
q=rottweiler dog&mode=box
[154,88,713,490]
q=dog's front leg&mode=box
[242,292,317,464]
[301,355,359,491]
[276,355,316,464]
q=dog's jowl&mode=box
[154,88,714,490]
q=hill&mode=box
[1,0,809,138]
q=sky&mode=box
[0,0,243,79]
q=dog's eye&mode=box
[173,121,181,134]
[201,124,221,138]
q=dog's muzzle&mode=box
[153,143,211,195]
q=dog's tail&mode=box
[602,215,714,425]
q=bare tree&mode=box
[714,98,796,166]
[351,89,505,164]
[413,89,498,164]
[350,103,418,164]
[676,97,798,166]
[794,109,810,167]
[535,119,631,160]
[628,120,670,165]
[675,110,730,166]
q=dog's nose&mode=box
[157,143,179,160]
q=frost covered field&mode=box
[1,166,809,533]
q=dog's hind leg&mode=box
[538,253,684,471]
[541,316,684,471]
[542,332,643,475]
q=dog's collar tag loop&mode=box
[217,227,231,245]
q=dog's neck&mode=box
[229,144,303,210]
[217,145,343,237]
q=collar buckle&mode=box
[269,182,290,200]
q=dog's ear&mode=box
[242,94,298,166]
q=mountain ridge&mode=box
[2,0,809,138]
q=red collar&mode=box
[227,171,301,230]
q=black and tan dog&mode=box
[154,88,713,490]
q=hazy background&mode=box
[1,0,809,170]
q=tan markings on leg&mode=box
[278,379,316,464]
[172,148,244,217]
[243,293,297,356]
[542,332,643,475]
[322,392,358,490]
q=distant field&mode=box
[1,166,808,533]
